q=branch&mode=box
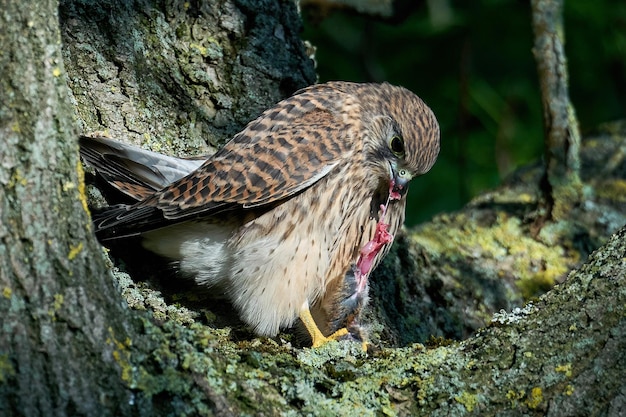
[531,0,583,220]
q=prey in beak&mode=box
[388,162,412,201]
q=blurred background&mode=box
[301,0,626,225]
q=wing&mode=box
[80,136,205,201]
[153,106,350,219]
[93,83,356,234]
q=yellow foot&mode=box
[299,307,349,348]
[313,328,349,348]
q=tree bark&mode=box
[531,0,583,221]
[1,0,625,416]
[0,1,137,415]
[59,0,316,154]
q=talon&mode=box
[299,304,348,347]
[312,328,349,348]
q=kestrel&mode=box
[80,81,440,347]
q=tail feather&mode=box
[79,135,207,238]
[91,204,162,240]
[79,136,204,201]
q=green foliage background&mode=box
[302,0,626,225]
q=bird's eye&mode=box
[389,135,405,157]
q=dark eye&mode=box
[389,135,405,157]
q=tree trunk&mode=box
[1,0,625,416]
[0,1,136,415]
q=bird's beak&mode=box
[388,163,412,200]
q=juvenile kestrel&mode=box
[80,81,440,347]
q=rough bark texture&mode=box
[531,0,583,220]
[1,0,625,416]
[60,0,316,155]
[0,1,136,416]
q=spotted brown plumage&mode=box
[80,81,440,347]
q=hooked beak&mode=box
[388,163,413,200]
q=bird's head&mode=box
[358,83,440,202]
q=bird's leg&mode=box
[326,195,394,350]
[299,302,348,348]
[328,266,370,350]
[302,190,397,349]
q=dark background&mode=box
[302,0,626,225]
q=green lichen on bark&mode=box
[98,220,625,416]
